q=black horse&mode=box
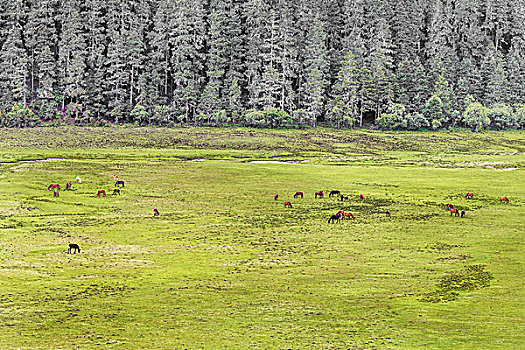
[115,180,125,187]
[329,190,340,197]
[68,243,80,254]
[328,214,341,224]
[154,208,160,216]
[339,195,349,201]
[113,188,121,195]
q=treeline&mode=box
[0,0,524,130]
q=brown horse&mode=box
[53,190,59,198]
[284,201,293,208]
[450,208,459,216]
[500,197,509,204]
[65,182,72,190]
[359,194,364,201]
[97,190,106,197]
[464,192,473,199]
[342,212,355,220]
[48,184,60,191]
[315,191,324,199]
[294,192,303,199]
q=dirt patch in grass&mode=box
[425,242,465,252]
[420,264,494,303]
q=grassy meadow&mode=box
[0,127,523,349]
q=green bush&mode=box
[3,103,39,128]
[407,112,430,130]
[487,104,518,130]
[242,108,291,128]
[463,102,490,132]
[377,103,408,130]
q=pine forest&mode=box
[0,0,525,131]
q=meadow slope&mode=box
[0,127,523,349]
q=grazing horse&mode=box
[68,243,80,254]
[446,203,454,209]
[460,210,466,218]
[315,191,324,199]
[76,176,82,183]
[53,190,59,198]
[450,208,459,216]
[464,192,473,199]
[65,182,72,190]
[294,192,304,199]
[153,208,160,216]
[500,197,509,204]
[97,190,106,197]
[113,174,119,180]
[112,188,120,195]
[359,194,364,201]
[115,180,125,187]
[339,195,349,201]
[48,184,60,191]
[329,190,341,197]
[328,214,341,224]
[284,201,293,208]
[274,193,279,201]
[342,212,355,220]
[386,210,391,216]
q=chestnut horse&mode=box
[53,190,59,198]
[48,184,60,191]
[500,197,509,204]
[450,208,459,216]
[284,201,293,208]
[294,192,303,199]
[342,212,355,220]
[315,191,324,199]
[97,190,106,197]
[464,192,473,199]
[359,194,364,201]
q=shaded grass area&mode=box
[0,128,523,349]
[0,127,524,169]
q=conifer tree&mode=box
[170,0,206,121]
[0,0,29,107]
[57,0,87,112]
[302,14,329,122]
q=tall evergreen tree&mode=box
[169,0,206,121]
[0,0,29,107]
[57,0,87,111]
[302,14,329,122]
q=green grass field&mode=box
[0,127,523,349]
